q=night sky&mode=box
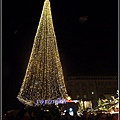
[3,0,118,113]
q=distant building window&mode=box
[77,95,79,99]
[84,95,87,98]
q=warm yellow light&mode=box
[67,96,71,100]
[17,0,68,106]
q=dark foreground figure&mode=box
[2,106,119,120]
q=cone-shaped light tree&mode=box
[17,0,68,106]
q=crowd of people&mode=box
[2,106,119,120]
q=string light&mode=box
[17,0,68,106]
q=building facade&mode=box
[65,76,118,108]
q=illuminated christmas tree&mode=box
[17,0,68,106]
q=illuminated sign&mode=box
[35,98,66,106]
[35,99,80,106]
[66,100,79,103]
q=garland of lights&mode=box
[17,0,68,106]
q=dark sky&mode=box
[3,0,118,112]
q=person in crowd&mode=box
[20,110,29,120]
[61,111,72,120]
[73,112,81,120]
[80,111,89,120]
[95,113,107,120]
[111,114,118,120]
